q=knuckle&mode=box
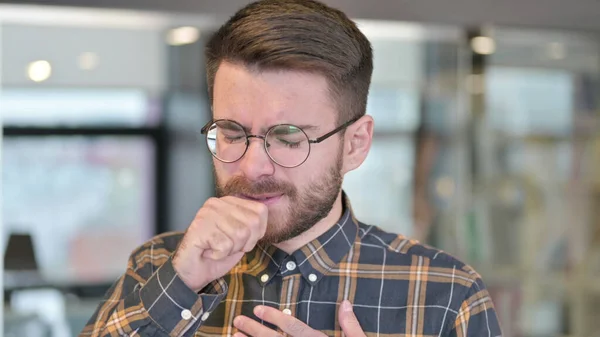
[187,219,201,232]
[222,196,237,203]
[209,230,225,244]
[193,208,208,222]
[203,197,220,209]
[217,237,233,250]
[246,215,261,229]
[225,238,235,251]
[235,226,250,240]
[253,202,268,215]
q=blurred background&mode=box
[0,0,598,336]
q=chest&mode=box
[195,273,453,336]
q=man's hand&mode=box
[233,300,366,337]
[172,196,268,292]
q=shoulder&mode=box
[357,224,502,333]
[357,222,482,284]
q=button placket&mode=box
[285,261,297,271]
[277,274,301,330]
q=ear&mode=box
[342,115,374,174]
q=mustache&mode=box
[218,176,296,197]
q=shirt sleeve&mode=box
[79,237,228,337]
[448,275,503,337]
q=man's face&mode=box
[211,62,345,245]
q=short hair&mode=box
[205,0,373,124]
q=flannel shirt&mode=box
[80,195,502,337]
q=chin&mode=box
[260,216,295,245]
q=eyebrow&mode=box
[295,124,318,131]
[219,120,245,131]
[237,123,318,134]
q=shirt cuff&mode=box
[139,256,228,336]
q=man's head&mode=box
[205,0,374,245]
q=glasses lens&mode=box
[206,120,247,162]
[266,125,310,167]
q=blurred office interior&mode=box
[0,1,598,336]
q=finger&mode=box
[202,197,256,253]
[204,227,234,260]
[223,197,268,232]
[233,315,282,337]
[195,200,236,259]
[223,196,268,231]
[203,250,245,268]
[254,306,324,337]
[338,300,366,337]
[222,197,268,251]
[232,332,248,337]
[214,214,251,253]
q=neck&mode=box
[275,191,344,254]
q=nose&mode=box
[238,137,275,180]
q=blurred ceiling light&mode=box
[465,74,485,95]
[547,42,566,60]
[355,20,461,41]
[471,36,496,55]
[27,60,52,82]
[166,26,200,46]
[435,177,455,199]
[78,52,99,70]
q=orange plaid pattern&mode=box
[80,195,502,337]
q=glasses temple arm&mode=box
[200,120,215,134]
[310,116,362,143]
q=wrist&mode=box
[171,257,207,293]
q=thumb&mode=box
[338,300,366,337]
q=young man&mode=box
[81,1,502,336]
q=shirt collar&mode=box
[244,192,358,286]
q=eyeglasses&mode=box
[200,116,360,168]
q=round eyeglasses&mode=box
[200,116,359,168]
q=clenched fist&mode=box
[172,196,268,292]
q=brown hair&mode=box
[205,0,373,124]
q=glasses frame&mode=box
[200,116,361,168]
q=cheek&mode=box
[283,170,307,187]
[305,141,342,167]
[286,163,325,188]
[213,161,236,181]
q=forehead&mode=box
[212,62,337,129]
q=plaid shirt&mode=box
[81,196,502,337]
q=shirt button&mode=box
[260,274,269,283]
[286,261,297,271]
[201,311,210,321]
[308,273,318,282]
[282,308,292,315]
[181,309,192,320]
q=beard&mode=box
[214,151,343,246]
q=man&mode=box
[81,1,502,336]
